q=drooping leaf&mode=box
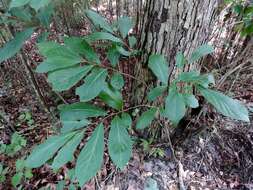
[76,68,108,102]
[164,89,186,126]
[189,44,214,63]
[198,88,249,122]
[61,119,90,134]
[10,7,32,21]
[29,0,51,11]
[128,36,137,48]
[64,37,100,64]
[107,45,120,66]
[0,28,34,63]
[85,32,123,44]
[75,123,104,187]
[117,17,133,38]
[111,73,124,90]
[36,4,54,27]
[183,94,199,108]
[147,86,167,102]
[85,10,113,33]
[99,84,123,110]
[9,0,30,8]
[175,52,186,68]
[11,172,23,187]
[148,54,169,85]
[25,132,75,168]
[47,65,93,91]
[116,45,131,56]
[136,108,157,130]
[51,132,84,170]
[108,116,132,170]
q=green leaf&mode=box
[36,4,54,28]
[116,46,131,56]
[99,84,123,110]
[51,132,84,170]
[189,44,214,63]
[164,89,186,126]
[11,172,23,187]
[107,45,120,66]
[108,116,132,170]
[147,86,167,102]
[183,94,199,108]
[85,32,123,44]
[175,52,186,68]
[36,42,82,73]
[85,10,113,33]
[29,0,51,11]
[136,108,157,130]
[121,113,132,128]
[16,159,25,171]
[75,123,104,187]
[111,73,124,90]
[61,119,90,134]
[148,54,169,85]
[64,37,100,64]
[76,68,108,102]
[198,88,249,122]
[128,36,137,48]
[25,132,75,168]
[24,168,33,179]
[117,17,133,38]
[9,0,30,8]
[0,28,34,63]
[47,65,93,91]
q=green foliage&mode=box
[117,17,134,38]
[189,44,214,63]
[0,164,9,183]
[136,108,157,130]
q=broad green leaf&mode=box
[128,36,137,48]
[199,88,249,122]
[175,52,186,68]
[136,108,157,130]
[75,123,104,187]
[10,7,32,21]
[51,132,84,170]
[25,132,75,168]
[85,10,113,33]
[164,89,186,126]
[147,86,167,102]
[121,113,132,128]
[189,44,214,63]
[107,45,120,66]
[148,54,169,85]
[183,94,199,108]
[16,159,25,171]
[99,84,123,110]
[85,32,123,44]
[29,0,51,11]
[36,4,54,27]
[117,17,133,38]
[76,68,108,102]
[61,119,90,134]
[36,42,82,73]
[109,116,132,170]
[11,172,23,187]
[64,37,100,64]
[47,65,93,91]
[9,0,30,8]
[111,73,124,90]
[116,46,131,56]
[0,28,33,63]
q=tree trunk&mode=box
[132,0,221,138]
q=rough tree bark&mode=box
[132,0,221,138]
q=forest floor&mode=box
[1,11,253,190]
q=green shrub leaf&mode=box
[117,17,133,38]
[199,88,249,122]
[25,132,75,168]
[109,116,132,170]
[183,94,199,108]
[99,84,123,110]
[107,45,120,66]
[0,28,33,63]
[29,0,51,11]
[136,108,157,130]
[164,89,186,126]
[121,113,132,128]
[111,73,124,90]
[47,65,93,91]
[76,68,108,102]
[85,32,123,44]
[189,44,214,63]
[9,0,30,8]
[148,54,169,85]
[147,86,167,102]
[175,52,186,68]
[51,132,84,170]
[75,123,104,187]
[85,10,113,33]
[128,36,137,48]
